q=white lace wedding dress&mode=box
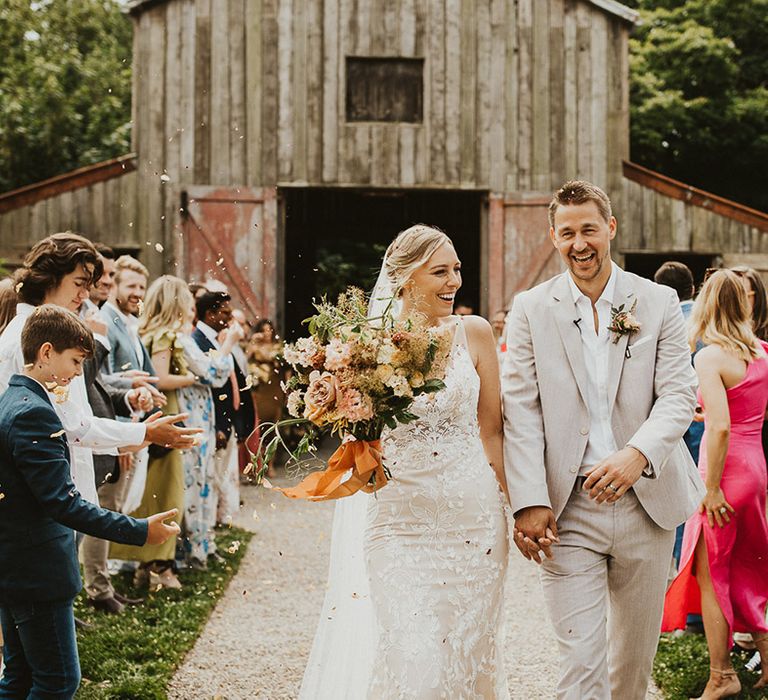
[300,319,509,699]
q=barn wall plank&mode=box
[245,0,263,185]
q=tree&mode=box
[0,0,132,193]
[625,0,768,211]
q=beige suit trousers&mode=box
[540,481,674,700]
[82,461,132,600]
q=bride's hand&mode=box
[514,506,559,563]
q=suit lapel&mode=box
[606,268,636,412]
[552,274,589,406]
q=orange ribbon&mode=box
[276,438,388,501]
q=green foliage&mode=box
[0,0,132,193]
[653,633,766,699]
[628,0,768,211]
[315,241,388,304]
[73,526,252,699]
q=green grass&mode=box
[653,633,766,699]
[74,527,253,699]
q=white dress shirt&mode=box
[567,264,619,473]
[196,321,222,348]
[0,303,146,503]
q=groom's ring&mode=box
[608,484,619,493]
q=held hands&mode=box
[513,506,559,564]
[699,486,735,528]
[583,446,647,503]
[143,411,202,450]
[145,508,181,545]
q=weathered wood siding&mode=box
[0,169,139,268]
[129,0,631,264]
[621,167,768,258]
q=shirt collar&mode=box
[567,262,617,308]
[196,321,219,346]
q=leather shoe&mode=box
[87,596,125,614]
[74,616,94,630]
[113,591,144,606]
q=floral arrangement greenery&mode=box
[247,288,452,500]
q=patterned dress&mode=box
[176,334,233,562]
[364,319,509,699]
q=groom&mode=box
[502,180,704,699]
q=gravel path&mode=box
[169,477,661,699]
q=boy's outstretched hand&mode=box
[145,509,181,545]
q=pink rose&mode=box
[303,371,338,424]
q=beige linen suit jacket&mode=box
[502,267,705,530]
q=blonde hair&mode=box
[689,269,759,361]
[139,275,194,337]
[384,224,453,294]
[114,255,149,285]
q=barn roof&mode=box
[125,0,639,25]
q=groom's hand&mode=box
[583,446,647,503]
[513,506,559,564]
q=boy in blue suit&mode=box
[0,305,180,699]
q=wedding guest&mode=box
[731,266,768,341]
[192,292,253,524]
[490,309,508,362]
[102,255,155,378]
[111,276,197,590]
[81,246,155,614]
[100,255,158,518]
[0,305,179,700]
[655,261,704,573]
[662,270,768,696]
[731,264,768,652]
[176,287,238,567]
[504,181,704,700]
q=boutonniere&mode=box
[607,299,641,344]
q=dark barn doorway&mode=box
[281,188,484,339]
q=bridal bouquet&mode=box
[246,288,452,501]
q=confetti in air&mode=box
[50,429,65,438]
[155,243,164,252]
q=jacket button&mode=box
[580,426,590,435]
[570,466,578,474]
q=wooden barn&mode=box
[1,0,767,335]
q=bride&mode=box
[300,224,510,699]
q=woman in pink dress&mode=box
[662,270,768,698]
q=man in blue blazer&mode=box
[0,306,179,699]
